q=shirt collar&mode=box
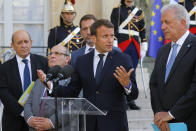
[86,44,95,50]
[16,54,31,63]
[173,30,189,46]
[94,49,108,58]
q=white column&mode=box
[101,0,120,20]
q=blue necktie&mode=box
[165,44,178,82]
[95,54,104,84]
[22,59,31,91]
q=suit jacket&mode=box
[71,45,86,67]
[54,50,138,131]
[24,79,70,131]
[0,54,48,131]
[150,33,196,130]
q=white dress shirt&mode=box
[85,44,95,54]
[93,49,108,77]
[167,31,189,64]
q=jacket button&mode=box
[96,91,99,94]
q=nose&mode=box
[21,42,26,47]
[161,22,166,30]
[87,28,90,35]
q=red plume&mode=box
[71,0,75,5]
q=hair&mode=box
[60,16,65,26]
[64,46,70,56]
[161,4,190,29]
[90,19,114,36]
[79,14,97,28]
[121,0,125,5]
[11,30,31,43]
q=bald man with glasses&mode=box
[24,45,71,131]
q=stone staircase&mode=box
[127,63,154,131]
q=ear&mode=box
[29,40,33,48]
[181,19,186,28]
[66,55,71,64]
[11,42,14,50]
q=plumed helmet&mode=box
[61,0,75,13]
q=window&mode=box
[0,0,49,57]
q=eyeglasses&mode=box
[48,51,68,56]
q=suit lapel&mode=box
[86,51,95,82]
[160,45,171,86]
[81,45,86,55]
[12,56,23,94]
[166,34,193,83]
[30,54,37,81]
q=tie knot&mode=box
[172,44,178,49]
[98,54,104,59]
[22,59,28,64]
[88,48,94,52]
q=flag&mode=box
[71,0,75,5]
[170,0,178,4]
[148,0,164,58]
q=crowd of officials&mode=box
[0,0,196,131]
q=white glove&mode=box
[140,42,148,58]
[113,39,118,47]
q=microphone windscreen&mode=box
[48,65,61,76]
[60,65,74,79]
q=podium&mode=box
[42,97,107,131]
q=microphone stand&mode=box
[54,26,58,131]
[53,81,59,131]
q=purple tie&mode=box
[40,89,47,116]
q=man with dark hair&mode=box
[0,30,48,131]
[71,14,97,66]
[111,0,145,110]
[47,0,84,54]
[71,14,121,67]
[79,14,97,29]
[46,19,138,131]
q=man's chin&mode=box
[107,48,112,52]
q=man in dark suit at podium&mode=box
[47,19,138,131]
[0,30,48,131]
[150,4,196,131]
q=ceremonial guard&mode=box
[48,0,84,54]
[179,0,196,35]
[111,0,148,110]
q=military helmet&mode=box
[61,0,75,13]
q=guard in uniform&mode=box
[47,0,84,54]
[111,0,148,110]
[179,0,196,35]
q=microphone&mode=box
[44,65,61,86]
[53,65,74,83]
